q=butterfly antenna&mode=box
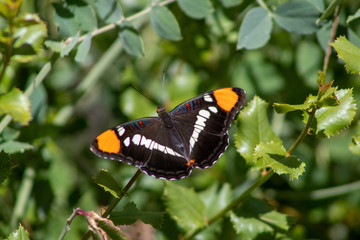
[161,71,165,106]
[128,84,158,106]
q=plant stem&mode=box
[323,6,340,74]
[58,208,81,240]
[80,169,142,240]
[185,169,274,240]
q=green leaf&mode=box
[44,40,66,53]
[7,224,30,240]
[111,202,164,229]
[12,14,47,60]
[347,8,360,24]
[260,210,295,231]
[349,121,360,155]
[237,7,272,50]
[119,22,144,57]
[0,151,13,184]
[95,0,123,24]
[0,140,33,154]
[274,0,319,34]
[219,0,243,8]
[315,88,356,137]
[332,36,360,74]
[0,0,22,19]
[74,4,97,32]
[164,182,206,232]
[316,21,333,51]
[75,33,92,62]
[317,0,342,24]
[273,102,311,114]
[177,0,213,19]
[199,183,232,218]
[93,169,122,198]
[235,96,282,164]
[0,88,32,125]
[254,142,305,180]
[150,5,182,41]
[230,213,273,239]
[61,32,80,57]
[53,3,78,37]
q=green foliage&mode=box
[1,0,360,239]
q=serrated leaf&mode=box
[274,0,319,34]
[237,7,272,50]
[7,224,30,240]
[95,0,123,23]
[93,169,122,198]
[0,151,13,184]
[273,102,311,113]
[119,22,144,57]
[315,88,356,137]
[332,36,360,74]
[0,140,33,154]
[260,210,295,231]
[150,5,182,41]
[12,13,47,57]
[230,213,273,239]
[199,183,232,218]
[75,33,92,62]
[254,142,305,179]
[235,96,282,164]
[178,0,213,19]
[164,182,206,232]
[0,88,32,125]
[111,202,164,229]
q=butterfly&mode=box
[90,87,246,180]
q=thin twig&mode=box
[58,208,81,240]
[81,169,142,240]
[323,6,340,74]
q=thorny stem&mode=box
[287,6,340,156]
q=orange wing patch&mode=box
[213,88,239,112]
[96,129,121,154]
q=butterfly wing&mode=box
[91,116,192,180]
[170,87,246,168]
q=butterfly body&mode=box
[91,87,246,180]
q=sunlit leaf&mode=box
[273,102,311,114]
[237,7,272,50]
[44,40,66,53]
[7,224,30,240]
[253,142,305,180]
[178,0,213,19]
[0,88,32,125]
[111,202,164,229]
[150,5,182,41]
[347,9,360,24]
[315,88,356,137]
[93,169,122,198]
[0,0,22,19]
[274,0,319,34]
[332,36,360,74]
[235,96,282,164]
[164,182,206,232]
[219,0,243,7]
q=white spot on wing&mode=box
[132,134,141,145]
[208,106,218,113]
[199,110,210,119]
[124,137,130,147]
[117,127,125,136]
[204,94,213,102]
